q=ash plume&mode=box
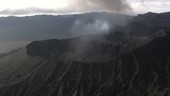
[70,0,131,12]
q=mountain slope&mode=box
[0,30,169,96]
[124,12,170,36]
[0,12,170,96]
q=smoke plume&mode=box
[70,0,131,12]
[70,19,111,36]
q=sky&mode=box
[0,0,169,16]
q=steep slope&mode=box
[0,48,47,87]
[0,30,169,96]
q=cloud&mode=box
[0,8,75,15]
[69,0,131,13]
[0,0,132,16]
[130,0,170,14]
[0,0,169,16]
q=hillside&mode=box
[124,12,170,36]
[0,12,169,96]
[0,31,168,96]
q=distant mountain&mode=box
[0,12,133,54]
[124,12,170,36]
[0,12,133,40]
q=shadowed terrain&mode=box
[0,12,170,96]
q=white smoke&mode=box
[70,19,111,36]
[69,0,131,13]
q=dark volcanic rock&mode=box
[27,39,71,57]
[0,32,170,96]
[26,32,155,63]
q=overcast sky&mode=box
[0,0,169,16]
